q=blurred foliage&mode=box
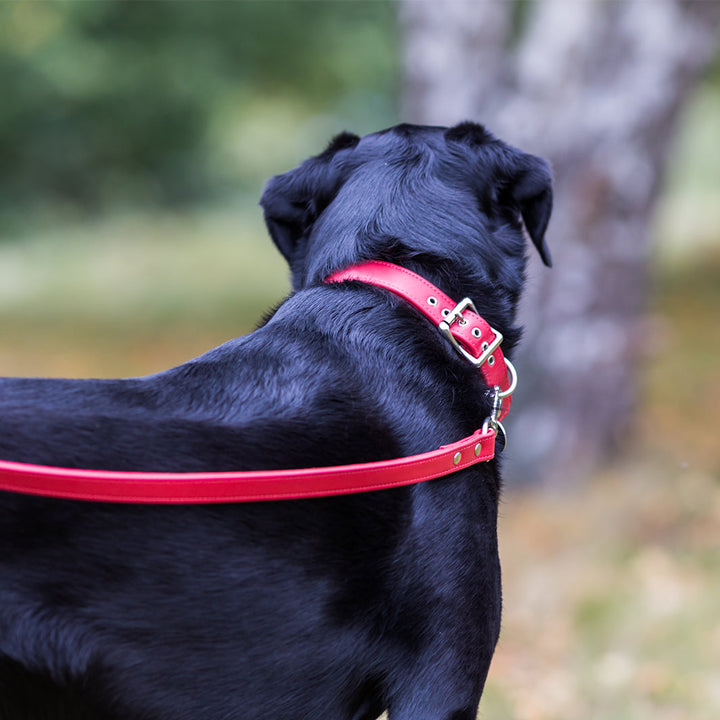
[0,0,398,224]
[653,75,720,261]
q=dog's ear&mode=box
[510,153,553,267]
[446,123,553,267]
[260,132,360,270]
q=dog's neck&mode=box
[316,253,523,358]
[300,225,525,345]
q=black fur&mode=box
[0,122,552,720]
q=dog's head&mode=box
[261,122,551,315]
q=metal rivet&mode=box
[488,355,495,366]
[427,296,438,306]
[481,341,489,351]
[474,442,482,457]
[472,328,481,338]
[453,451,462,466]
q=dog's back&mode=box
[0,122,551,720]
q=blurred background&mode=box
[1,1,718,718]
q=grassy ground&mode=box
[483,465,720,719]
[0,208,289,377]
[1,212,718,719]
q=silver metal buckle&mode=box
[438,297,504,368]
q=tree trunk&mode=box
[399,0,720,485]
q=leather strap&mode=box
[0,262,510,504]
[0,428,495,504]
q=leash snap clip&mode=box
[483,386,509,452]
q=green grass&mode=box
[0,206,289,376]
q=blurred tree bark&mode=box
[399,0,720,485]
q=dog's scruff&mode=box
[0,122,551,720]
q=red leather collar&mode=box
[325,261,515,420]
[0,262,514,504]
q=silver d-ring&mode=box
[481,417,508,453]
[497,358,517,399]
[494,420,508,452]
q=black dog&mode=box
[0,122,551,720]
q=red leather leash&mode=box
[0,429,496,504]
[0,262,514,504]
